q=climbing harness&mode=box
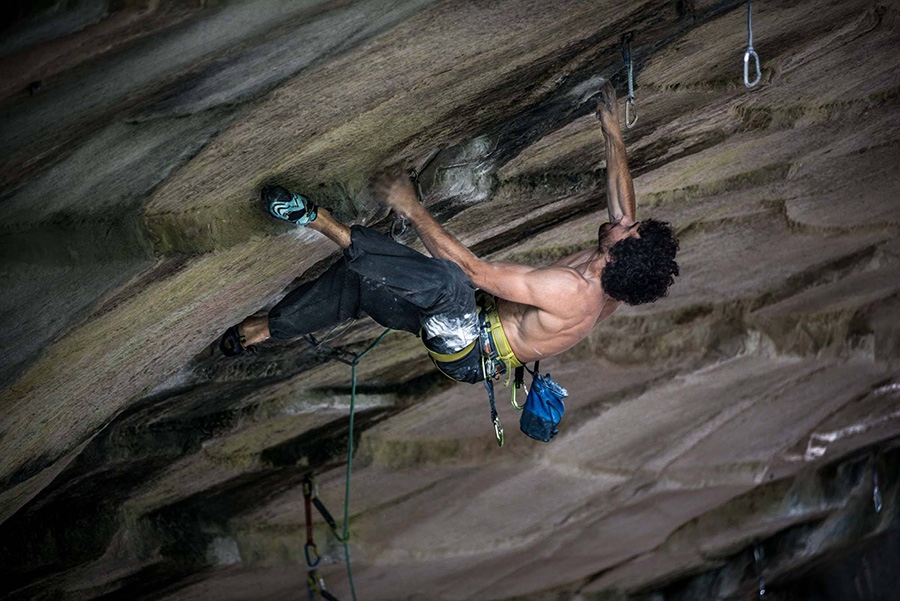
[304,476,345,549]
[421,292,571,446]
[743,0,761,88]
[390,169,425,241]
[753,543,766,597]
[621,32,638,129]
[477,292,523,385]
[476,292,525,446]
[302,329,392,601]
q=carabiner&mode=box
[510,382,527,410]
[744,49,761,88]
[390,215,408,240]
[307,570,318,601]
[493,415,504,447]
[743,0,761,88]
[305,542,321,568]
[625,99,638,129]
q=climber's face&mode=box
[598,217,639,254]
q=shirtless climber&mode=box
[220,82,679,386]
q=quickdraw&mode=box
[743,0,761,88]
[479,316,505,447]
[481,366,504,447]
[303,477,322,568]
[303,475,345,599]
[390,169,425,241]
[621,32,638,129]
[307,570,341,601]
[478,299,509,446]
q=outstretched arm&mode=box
[374,175,582,313]
[597,81,636,223]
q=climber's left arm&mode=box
[373,174,582,313]
[597,81,636,223]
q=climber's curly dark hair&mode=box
[600,219,680,305]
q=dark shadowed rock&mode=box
[1,1,899,600]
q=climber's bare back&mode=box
[496,224,636,363]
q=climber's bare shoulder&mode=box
[490,262,617,364]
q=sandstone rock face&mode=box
[1,1,899,600]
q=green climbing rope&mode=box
[339,328,392,601]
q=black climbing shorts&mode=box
[268,226,481,377]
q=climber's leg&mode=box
[345,226,479,354]
[262,184,351,248]
[235,315,270,347]
[224,191,476,355]
[307,209,351,249]
[266,247,423,342]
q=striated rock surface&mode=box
[1,1,899,600]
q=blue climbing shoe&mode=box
[262,185,317,226]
